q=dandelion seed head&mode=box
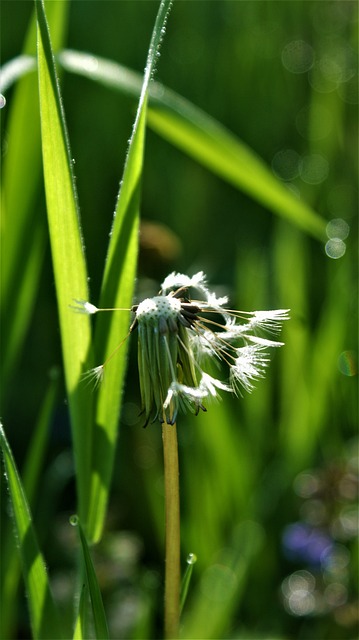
[136,295,181,325]
[77,272,289,424]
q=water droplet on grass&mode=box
[186,553,197,565]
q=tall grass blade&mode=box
[0,423,63,639]
[1,371,60,638]
[87,0,173,543]
[1,2,68,390]
[72,518,109,640]
[35,0,93,524]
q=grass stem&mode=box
[162,421,180,639]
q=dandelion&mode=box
[73,271,289,426]
[72,272,289,639]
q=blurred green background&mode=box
[1,1,358,639]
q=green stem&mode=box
[162,421,181,639]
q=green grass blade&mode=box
[2,45,327,244]
[35,0,93,524]
[57,49,326,240]
[73,583,88,640]
[0,423,63,639]
[1,2,68,390]
[1,371,60,639]
[72,518,109,640]
[87,0,173,543]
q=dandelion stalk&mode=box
[162,420,181,640]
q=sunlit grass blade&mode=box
[73,583,88,640]
[0,423,63,639]
[71,517,109,640]
[2,46,327,244]
[1,371,60,639]
[0,1,68,391]
[87,0,173,544]
[35,0,93,525]
[146,105,326,240]
[57,49,326,241]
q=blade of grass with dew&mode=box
[57,49,326,241]
[87,0,173,544]
[180,553,197,613]
[35,0,93,526]
[1,370,60,639]
[0,1,69,391]
[0,423,64,640]
[71,518,109,640]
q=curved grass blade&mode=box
[35,0,93,525]
[146,105,326,241]
[0,423,63,639]
[87,0,173,544]
[1,371,60,638]
[57,49,326,241]
[71,518,109,640]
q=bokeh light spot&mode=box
[300,153,329,185]
[271,149,301,181]
[325,238,346,259]
[281,40,314,74]
[293,471,320,498]
[337,351,357,377]
[200,564,237,603]
[326,218,350,240]
[282,570,317,616]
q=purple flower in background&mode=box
[282,522,334,567]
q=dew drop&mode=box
[69,514,79,526]
[0,94,6,109]
[186,552,197,565]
